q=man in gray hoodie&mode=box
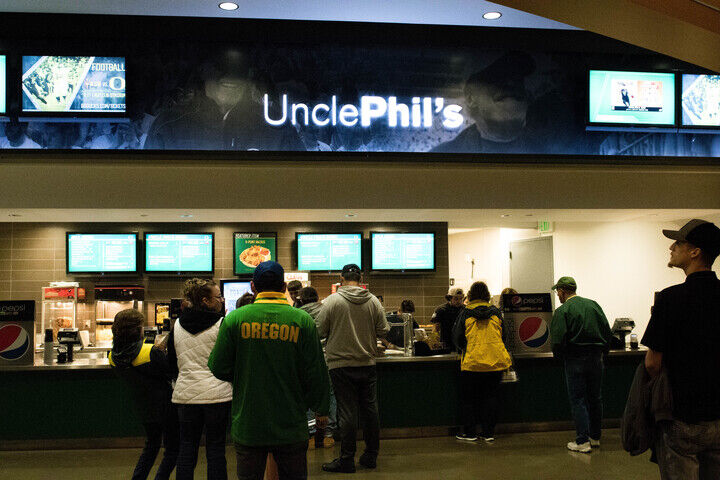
[316,264,390,473]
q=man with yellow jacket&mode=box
[452,281,512,442]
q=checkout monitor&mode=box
[220,279,253,314]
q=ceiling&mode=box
[0,0,575,29]
[2,208,719,229]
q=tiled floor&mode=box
[0,429,658,479]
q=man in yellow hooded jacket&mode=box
[452,281,512,442]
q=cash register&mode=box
[610,318,635,349]
[57,328,83,363]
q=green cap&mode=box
[552,276,577,291]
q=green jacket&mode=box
[208,291,330,446]
[550,295,612,356]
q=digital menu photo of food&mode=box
[234,233,277,275]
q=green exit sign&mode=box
[538,220,554,233]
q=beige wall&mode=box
[0,222,449,330]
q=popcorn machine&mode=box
[41,282,86,344]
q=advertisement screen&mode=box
[371,233,435,271]
[234,233,277,275]
[682,74,720,127]
[22,56,125,113]
[0,55,5,114]
[145,233,214,273]
[296,233,362,271]
[221,280,253,314]
[588,70,675,126]
[67,233,137,273]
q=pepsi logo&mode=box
[518,316,549,348]
[511,295,522,307]
[0,324,30,361]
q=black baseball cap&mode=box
[341,264,362,277]
[663,219,720,257]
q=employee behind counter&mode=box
[382,300,420,350]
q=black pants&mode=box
[330,366,380,462]
[132,403,179,480]
[235,442,308,480]
[459,371,502,438]
[176,401,231,480]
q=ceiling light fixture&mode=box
[219,2,239,11]
[345,214,357,218]
[501,214,511,218]
[483,11,502,20]
[180,214,193,218]
[8,213,22,217]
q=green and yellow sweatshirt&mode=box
[208,291,330,446]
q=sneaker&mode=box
[455,433,478,442]
[480,436,495,443]
[322,458,356,474]
[358,453,377,469]
[589,438,600,448]
[567,441,592,453]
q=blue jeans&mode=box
[176,402,231,480]
[563,351,604,444]
[307,383,337,436]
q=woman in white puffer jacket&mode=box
[167,278,232,480]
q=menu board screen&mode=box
[22,56,126,113]
[0,55,6,114]
[588,70,675,126]
[234,233,277,275]
[371,233,435,271]
[67,233,138,274]
[145,233,214,273]
[296,233,362,271]
[221,280,253,314]
[682,74,720,127]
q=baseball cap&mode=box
[445,287,465,300]
[552,276,577,291]
[341,264,362,277]
[663,219,720,257]
[253,261,284,285]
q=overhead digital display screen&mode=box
[234,233,277,275]
[22,56,126,113]
[682,74,720,127]
[296,233,362,272]
[588,70,675,126]
[67,233,138,274]
[371,233,435,271]
[144,233,214,274]
[221,280,253,314]
[0,55,6,114]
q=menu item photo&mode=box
[239,245,272,268]
[234,233,277,275]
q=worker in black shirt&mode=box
[642,219,720,480]
[432,288,465,351]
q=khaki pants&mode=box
[656,419,720,480]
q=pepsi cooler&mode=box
[502,293,553,354]
[0,301,36,367]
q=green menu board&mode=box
[234,233,277,275]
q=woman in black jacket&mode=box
[109,309,179,480]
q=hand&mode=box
[315,415,329,430]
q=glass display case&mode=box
[93,285,145,348]
[41,283,86,345]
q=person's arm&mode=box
[316,300,331,339]
[549,309,567,359]
[207,316,236,382]
[595,302,613,352]
[148,345,171,380]
[165,329,179,379]
[645,349,663,378]
[641,292,668,378]
[299,318,331,415]
[452,311,467,352]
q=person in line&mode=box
[497,287,518,311]
[296,286,337,449]
[316,264,390,473]
[550,276,612,454]
[208,261,330,480]
[236,292,255,309]
[109,309,178,480]
[287,280,303,307]
[642,219,720,480]
[432,288,465,351]
[167,279,233,480]
[452,282,512,443]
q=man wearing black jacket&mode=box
[431,287,465,351]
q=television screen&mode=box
[22,56,126,113]
[234,232,277,275]
[296,233,362,271]
[371,232,435,271]
[66,233,138,274]
[682,74,720,127]
[0,55,6,114]
[144,233,214,274]
[220,280,253,314]
[588,70,675,126]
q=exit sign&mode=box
[538,220,554,233]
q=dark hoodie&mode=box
[166,307,224,378]
[109,340,172,423]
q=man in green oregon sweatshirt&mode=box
[208,261,330,480]
[550,276,612,455]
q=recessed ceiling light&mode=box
[140,214,149,217]
[501,214,511,218]
[180,214,193,218]
[8,213,22,217]
[483,11,502,20]
[219,2,238,10]
[345,213,357,218]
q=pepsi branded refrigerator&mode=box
[0,301,35,367]
[502,293,553,354]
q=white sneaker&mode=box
[455,434,478,442]
[480,436,495,443]
[589,438,600,447]
[567,441,591,453]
